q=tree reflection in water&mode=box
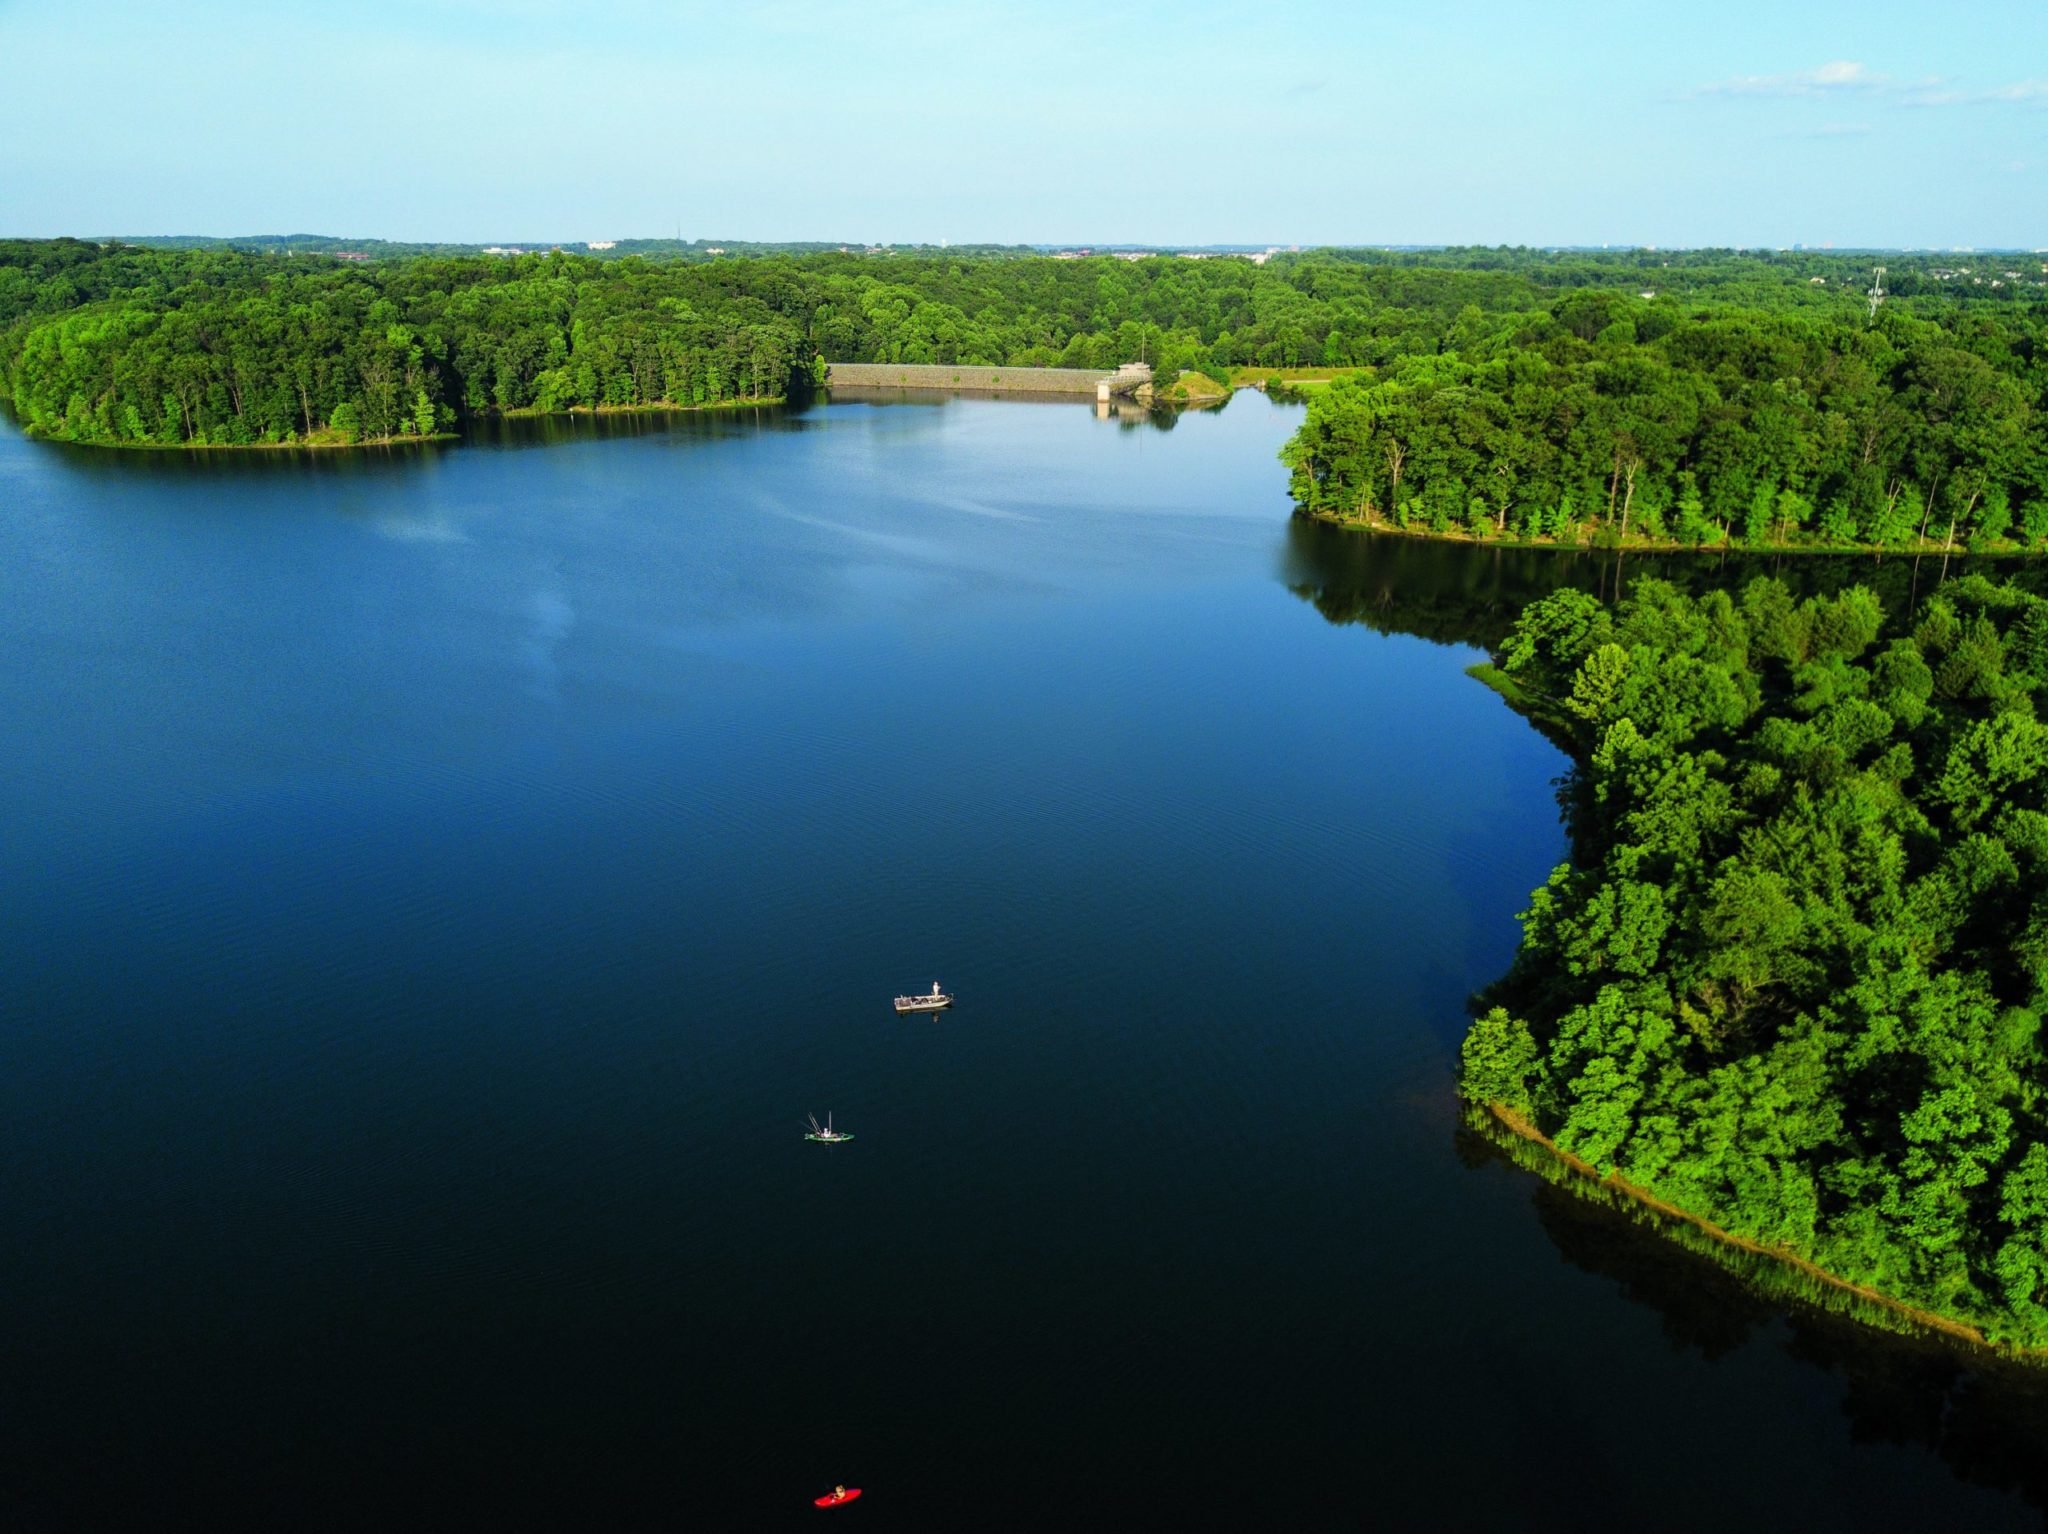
[1380,513,2048,1523]
[1282,518,2048,653]
[1456,1121,2048,1519]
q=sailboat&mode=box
[804,1112,853,1144]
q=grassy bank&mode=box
[1301,505,2044,560]
[1152,366,1364,404]
[1164,369,1230,403]
[1471,1099,2044,1359]
[1465,662,1579,751]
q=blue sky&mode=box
[2,0,2043,247]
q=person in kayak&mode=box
[831,1486,847,1502]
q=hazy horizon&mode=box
[2,1,2043,250]
[31,232,2048,256]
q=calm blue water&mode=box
[1,393,2042,1529]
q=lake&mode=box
[3,391,2045,1530]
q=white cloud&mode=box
[1694,61,2048,109]
[1906,79,2048,107]
[1694,60,1886,98]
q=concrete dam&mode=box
[824,362,1152,402]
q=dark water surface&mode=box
[2,394,2043,1530]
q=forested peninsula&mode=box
[1462,575,2048,1350]
[1282,286,2048,556]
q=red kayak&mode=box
[815,1488,863,1508]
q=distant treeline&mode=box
[1283,290,2048,554]
[107,235,1049,263]
[4,237,2044,451]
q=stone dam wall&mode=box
[824,363,1109,395]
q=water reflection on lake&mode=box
[1284,515,2048,651]
[0,392,2041,1529]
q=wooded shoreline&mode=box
[45,428,461,452]
[3,395,783,452]
[1476,1098,2044,1360]
[1299,505,2046,561]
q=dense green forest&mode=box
[6,236,2045,452]
[1282,288,2048,553]
[0,241,818,445]
[1461,574,2048,1347]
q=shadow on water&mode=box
[1339,510,2048,1525]
[1282,519,2048,651]
[460,403,803,452]
[22,433,451,485]
[1456,1123,2048,1521]
[16,390,1194,488]
[12,402,807,484]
